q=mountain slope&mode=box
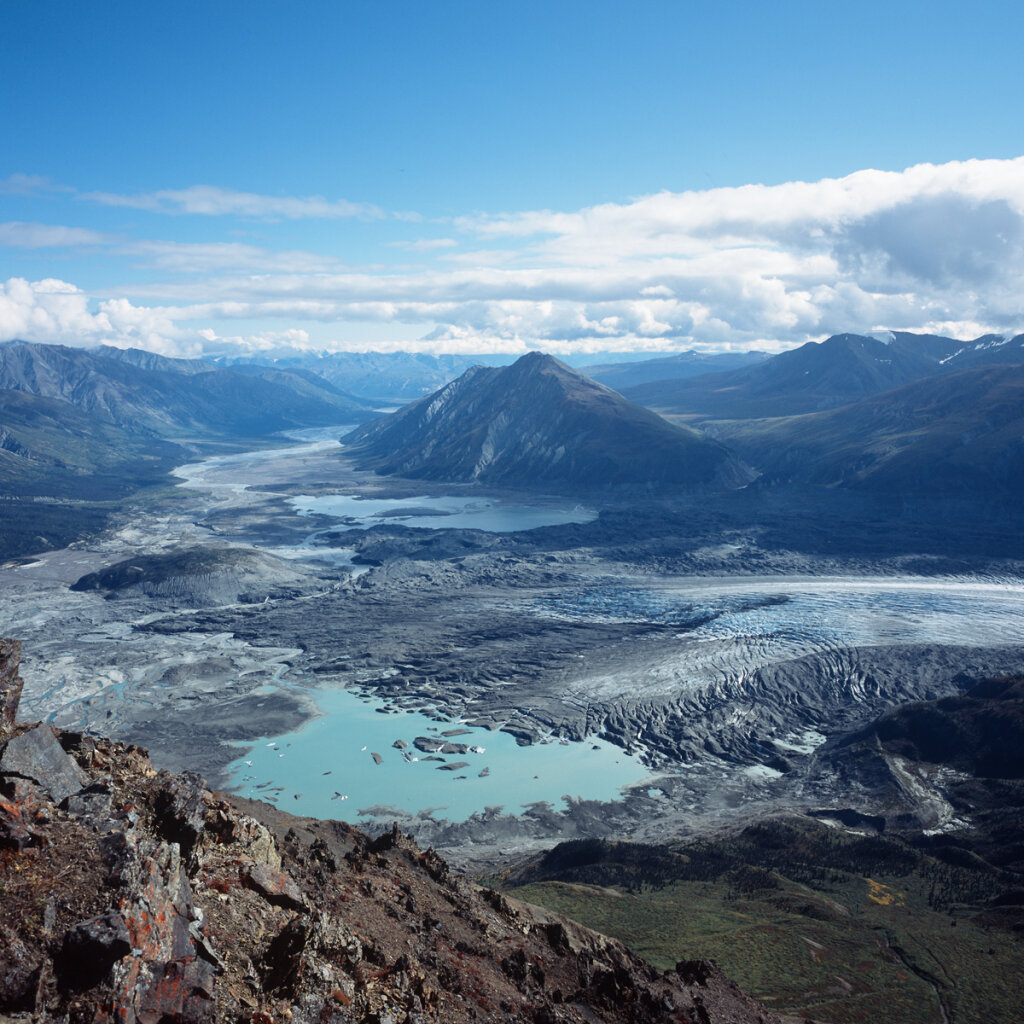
[622,332,970,419]
[935,332,1024,371]
[0,341,375,438]
[0,341,378,560]
[0,639,779,1024]
[497,813,1024,1024]
[713,364,1024,499]
[342,352,752,493]
[0,389,180,494]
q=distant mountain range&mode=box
[580,349,769,391]
[341,352,753,493]
[208,348,768,402]
[622,331,1024,420]
[4,329,1023,557]
[207,350,512,401]
[0,341,376,559]
[0,342,375,438]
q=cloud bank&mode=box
[1,158,1022,356]
[0,278,193,356]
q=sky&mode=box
[2,0,1023,359]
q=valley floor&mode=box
[3,430,1023,869]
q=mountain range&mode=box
[207,349,512,401]
[711,363,1024,499]
[0,341,377,559]
[341,352,753,493]
[0,342,374,438]
[209,348,763,402]
[622,331,1024,420]
[4,328,1024,557]
[579,349,768,391]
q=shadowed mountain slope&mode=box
[857,674,1024,782]
[713,363,1024,499]
[341,352,753,493]
[622,332,982,419]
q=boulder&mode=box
[153,770,207,857]
[245,863,306,911]
[0,724,87,804]
[0,922,41,1012]
[57,913,132,992]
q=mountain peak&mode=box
[342,355,752,493]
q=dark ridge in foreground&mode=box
[494,675,1024,1024]
[0,640,778,1024]
[342,352,753,493]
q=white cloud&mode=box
[81,184,390,221]
[4,158,1024,355]
[0,277,194,356]
[0,222,112,248]
[197,327,316,354]
[457,158,1024,266]
[0,174,73,197]
[127,240,338,274]
[390,238,459,252]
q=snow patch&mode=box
[864,330,896,346]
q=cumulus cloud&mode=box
[0,277,194,356]
[81,184,391,221]
[4,158,1023,355]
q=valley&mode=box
[5,423,1023,871]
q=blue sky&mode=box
[2,0,1023,357]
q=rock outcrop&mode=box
[0,638,23,740]
[0,638,779,1023]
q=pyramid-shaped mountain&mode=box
[341,352,752,492]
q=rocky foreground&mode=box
[0,639,780,1024]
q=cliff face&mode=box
[0,640,778,1024]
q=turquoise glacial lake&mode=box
[225,686,650,824]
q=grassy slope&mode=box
[491,820,1024,1024]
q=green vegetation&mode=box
[491,819,1024,1024]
